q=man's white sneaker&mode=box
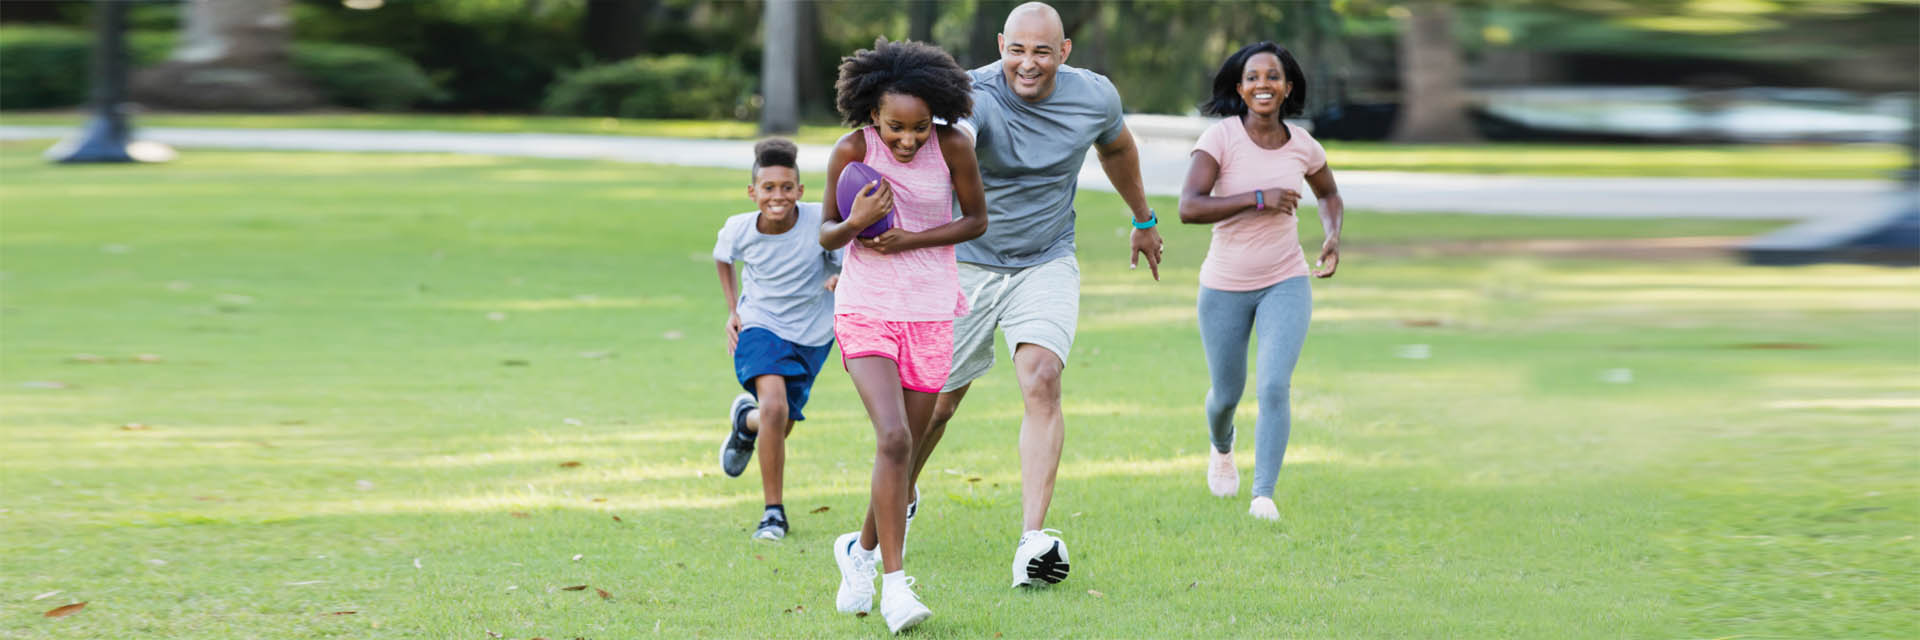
[1249,496,1279,521]
[1207,448,1239,497]
[832,531,877,613]
[1009,528,1070,587]
[879,575,932,633]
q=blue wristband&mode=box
[1131,209,1158,230]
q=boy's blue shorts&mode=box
[734,327,833,421]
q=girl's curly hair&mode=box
[834,38,972,127]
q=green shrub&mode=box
[0,27,437,111]
[0,27,171,109]
[542,55,754,120]
[288,42,444,111]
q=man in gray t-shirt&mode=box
[910,1,1163,589]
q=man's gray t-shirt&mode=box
[712,202,842,346]
[956,63,1127,268]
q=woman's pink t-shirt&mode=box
[1191,117,1327,292]
[833,125,970,321]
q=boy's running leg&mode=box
[752,375,792,539]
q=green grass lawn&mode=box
[1,110,1905,179]
[1,143,1913,638]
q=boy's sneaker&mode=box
[1010,528,1070,587]
[719,393,757,477]
[880,576,932,633]
[832,531,878,613]
[753,507,788,541]
[1207,448,1239,497]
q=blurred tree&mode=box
[909,0,938,43]
[762,0,799,133]
[584,0,653,62]
[1390,1,1477,142]
[131,0,321,110]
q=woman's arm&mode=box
[859,126,988,254]
[820,131,895,251]
[1176,150,1300,224]
[1305,166,1343,278]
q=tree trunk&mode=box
[966,0,1021,68]
[1390,1,1478,143]
[131,0,319,111]
[584,0,654,62]
[761,0,800,134]
[909,0,938,44]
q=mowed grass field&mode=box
[0,142,1913,638]
[0,111,1906,179]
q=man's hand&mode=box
[1129,226,1163,281]
[725,312,743,354]
[1313,238,1339,278]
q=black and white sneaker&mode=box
[719,392,757,477]
[902,484,919,554]
[753,507,788,541]
[1010,528,1070,587]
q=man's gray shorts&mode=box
[943,255,1079,392]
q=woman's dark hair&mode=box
[750,137,798,180]
[834,38,972,127]
[1200,41,1308,118]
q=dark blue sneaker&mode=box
[720,392,757,477]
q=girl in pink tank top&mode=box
[816,39,987,631]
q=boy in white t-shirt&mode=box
[713,138,843,540]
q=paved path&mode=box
[3,125,1898,220]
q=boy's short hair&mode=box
[750,138,800,182]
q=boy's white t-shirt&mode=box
[713,202,842,347]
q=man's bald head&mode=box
[1003,2,1065,43]
[997,2,1072,102]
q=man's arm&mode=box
[1094,125,1163,280]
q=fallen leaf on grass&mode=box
[510,512,529,518]
[1088,590,1104,598]
[121,423,150,431]
[330,611,356,615]
[561,585,588,591]
[855,612,868,618]
[68,354,105,363]
[485,630,503,639]
[809,506,830,514]
[967,477,982,483]
[1188,581,1197,589]
[611,515,622,522]
[558,461,582,468]
[591,497,607,503]
[134,354,164,363]
[1401,319,1443,328]
[44,602,86,617]
[31,591,60,601]
[595,588,611,600]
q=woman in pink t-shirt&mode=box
[817,39,988,632]
[1177,41,1345,522]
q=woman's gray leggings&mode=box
[1197,276,1311,499]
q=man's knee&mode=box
[1013,345,1064,405]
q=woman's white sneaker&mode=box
[1207,448,1239,497]
[832,531,877,613]
[1249,496,1279,521]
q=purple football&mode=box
[835,161,898,238]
